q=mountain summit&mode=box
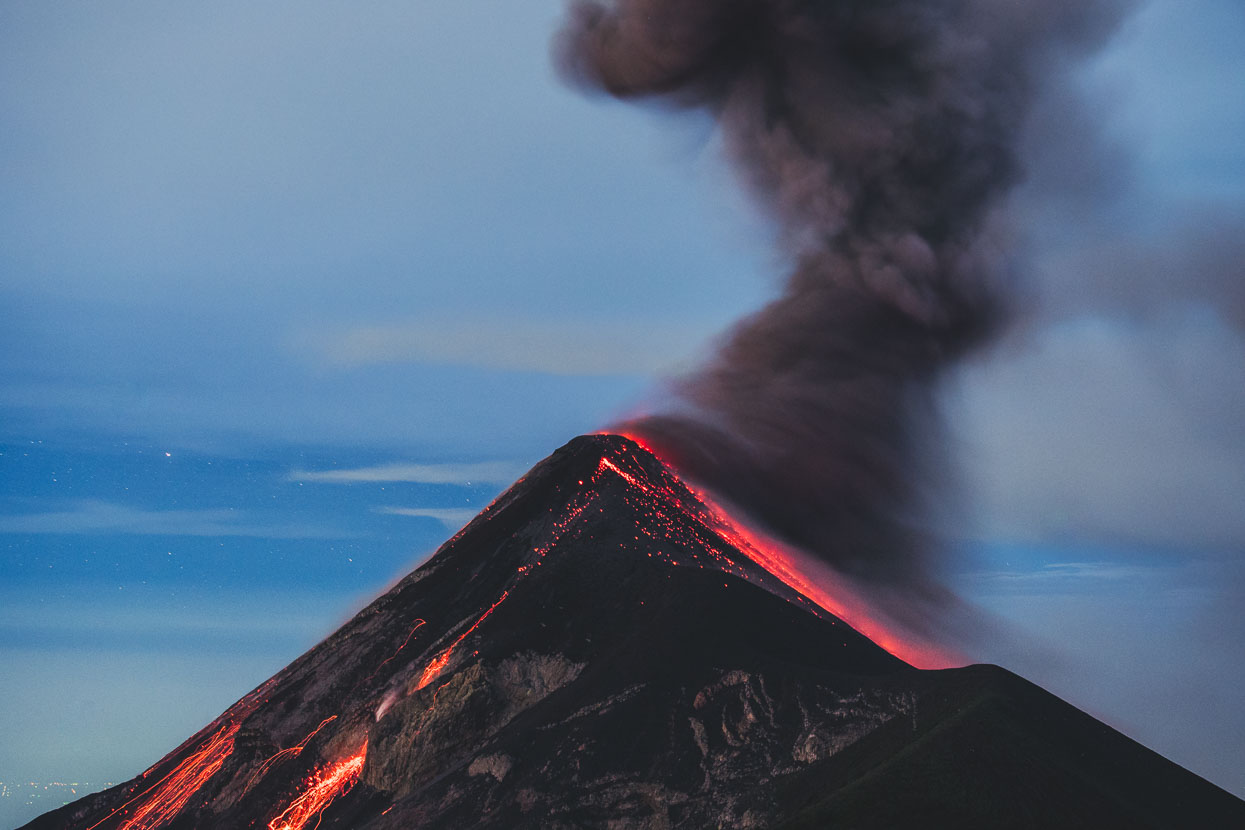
[27,435,1244,829]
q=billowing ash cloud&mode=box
[558,0,1131,594]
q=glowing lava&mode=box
[375,432,954,728]
[267,743,367,830]
[246,716,338,793]
[82,432,958,830]
[415,591,509,691]
[606,432,960,669]
[86,721,240,830]
[360,619,427,688]
[82,677,283,828]
[386,489,606,715]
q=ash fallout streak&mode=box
[560,0,1133,619]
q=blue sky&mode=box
[1,1,1242,824]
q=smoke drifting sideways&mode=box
[558,0,1133,625]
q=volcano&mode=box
[25,435,1244,829]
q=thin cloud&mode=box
[0,589,334,640]
[0,500,352,539]
[966,562,1165,592]
[290,461,522,485]
[295,318,705,377]
[374,506,477,527]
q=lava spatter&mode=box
[603,433,958,667]
[267,743,367,830]
[245,716,339,794]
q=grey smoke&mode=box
[558,0,1132,596]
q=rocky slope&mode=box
[26,435,1245,829]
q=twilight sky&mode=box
[1,0,1242,824]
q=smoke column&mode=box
[559,0,1131,602]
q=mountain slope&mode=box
[25,435,1245,829]
[776,664,1242,830]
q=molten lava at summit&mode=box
[381,429,953,735]
[606,431,959,668]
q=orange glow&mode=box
[385,431,953,730]
[608,432,960,669]
[377,620,426,672]
[246,716,338,792]
[385,487,605,716]
[598,456,643,489]
[267,743,367,830]
[695,498,955,667]
[415,591,509,691]
[360,619,426,688]
[87,721,240,830]
[85,677,282,827]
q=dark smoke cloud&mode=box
[559,0,1132,595]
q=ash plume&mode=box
[558,0,1131,598]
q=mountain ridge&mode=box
[24,434,1245,829]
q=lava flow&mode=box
[85,721,240,830]
[605,433,960,669]
[414,590,509,691]
[381,488,607,719]
[358,619,427,689]
[246,716,339,793]
[267,743,367,830]
[372,432,953,734]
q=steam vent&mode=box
[27,435,1245,829]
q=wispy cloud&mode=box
[374,506,477,527]
[0,588,338,641]
[289,461,522,485]
[961,560,1184,599]
[295,318,705,377]
[970,561,1157,585]
[0,500,352,539]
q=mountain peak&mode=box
[26,435,1245,829]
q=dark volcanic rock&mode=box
[25,435,1245,829]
